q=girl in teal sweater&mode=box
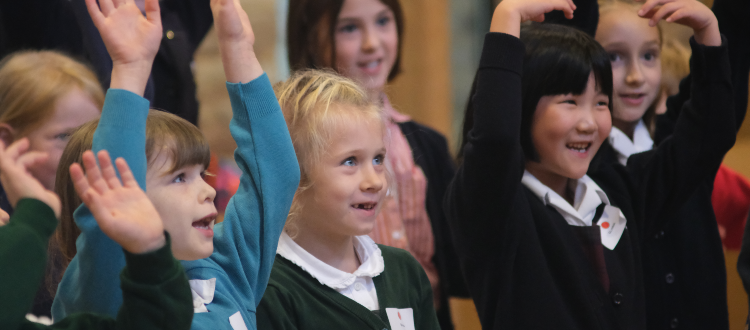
[255,69,439,329]
[52,0,300,329]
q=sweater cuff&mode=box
[479,32,525,74]
[100,89,150,130]
[688,35,730,84]
[12,198,57,239]
[122,232,181,285]
[226,73,280,121]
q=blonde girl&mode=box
[256,69,439,329]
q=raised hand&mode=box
[638,0,721,46]
[210,0,263,83]
[70,150,165,254]
[491,0,577,36]
[85,0,163,95]
[0,139,61,219]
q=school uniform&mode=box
[0,199,193,330]
[257,233,440,329]
[53,74,300,330]
[445,30,733,330]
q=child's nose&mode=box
[360,166,384,193]
[362,26,380,52]
[625,61,645,85]
[200,180,217,203]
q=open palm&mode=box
[85,0,162,67]
[211,0,255,45]
[70,150,165,254]
[0,139,60,219]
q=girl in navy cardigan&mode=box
[447,0,733,328]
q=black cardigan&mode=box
[445,32,733,329]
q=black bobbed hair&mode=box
[458,23,613,165]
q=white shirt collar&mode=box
[608,119,654,166]
[276,232,385,289]
[521,170,610,226]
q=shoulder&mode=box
[378,245,424,276]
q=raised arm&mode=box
[627,0,734,234]
[183,0,299,325]
[52,0,162,319]
[0,138,61,329]
[446,0,574,259]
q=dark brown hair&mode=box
[287,0,405,82]
[47,109,211,297]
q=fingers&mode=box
[16,152,49,170]
[144,0,162,27]
[82,150,109,195]
[112,0,127,9]
[647,2,681,26]
[560,0,576,19]
[69,163,92,203]
[0,208,9,226]
[97,150,123,190]
[114,158,138,188]
[638,0,673,18]
[97,0,116,17]
[4,138,30,163]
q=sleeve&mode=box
[444,32,526,261]
[256,286,299,330]
[31,235,193,330]
[0,199,57,330]
[627,36,735,235]
[187,74,300,313]
[712,0,750,128]
[52,89,150,320]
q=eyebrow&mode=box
[337,9,392,23]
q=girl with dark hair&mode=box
[286,1,463,328]
[449,0,733,328]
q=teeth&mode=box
[566,143,590,153]
[365,61,378,69]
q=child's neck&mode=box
[292,227,361,274]
[612,118,638,141]
[526,165,578,206]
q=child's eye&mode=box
[373,154,385,166]
[338,24,358,33]
[643,51,657,61]
[342,157,357,166]
[172,173,186,183]
[55,132,71,141]
[376,16,391,27]
[561,99,577,105]
[608,53,621,62]
[597,101,609,107]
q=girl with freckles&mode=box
[449,0,734,328]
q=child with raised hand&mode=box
[254,69,439,329]
[591,0,748,328]
[53,0,301,329]
[449,0,733,328]
[0,138,193,330]
[53,0,219,320]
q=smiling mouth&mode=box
[192,215,216,230]
[566,142,592,153]
[358,60,381,70]
[352,203,377,211]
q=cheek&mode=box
[611,66,627,89]
[597,112,613,138]
[335,38,361,71]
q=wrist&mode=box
[110,62,154,96]
[490,5,522,37]
[126,232,166,255]
[693,21,721,47]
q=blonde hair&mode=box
[49,109,211,297]
[0,51,104,136]
[275,69,386,236]
[660,38,691,96]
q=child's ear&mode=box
[0,123,16,147]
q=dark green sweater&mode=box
[257,245,440,329]
[0,198,193,330]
